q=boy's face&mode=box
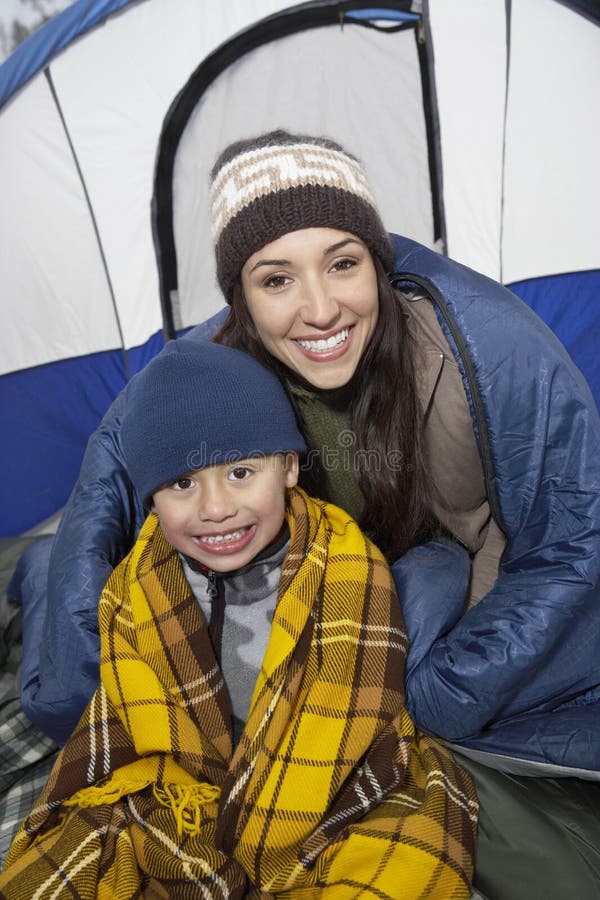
[151,453,299,573]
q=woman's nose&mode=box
[300,279,341,328]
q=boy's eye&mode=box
[172,476,195,491]
[229,466,252,481]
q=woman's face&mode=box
[240,228,379,391]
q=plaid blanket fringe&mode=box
[0,488,477,898]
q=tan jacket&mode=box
[406,293,506,607]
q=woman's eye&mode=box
[331,258,356,273]
[172,477,194,491]
[229,466,252,481]
[263,273,291,290]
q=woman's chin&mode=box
[286,346,360,390]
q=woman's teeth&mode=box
[201,529,244,544]
[297,328,349,352]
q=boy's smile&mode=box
[191,524,257,556]
[152,454,299,573]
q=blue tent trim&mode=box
[0,329,164,537]
[508,269,600,410]
[344,9,420,21]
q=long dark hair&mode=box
[213,255,430,560]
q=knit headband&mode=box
[209,130,394,300]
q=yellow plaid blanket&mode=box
[1,488,477,898]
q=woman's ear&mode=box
[284,452,300,488]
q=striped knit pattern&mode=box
[209,131,395,298]
[0,488,477,898]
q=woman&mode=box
[15,131,600,897]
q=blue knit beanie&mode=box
[121,339,306,504]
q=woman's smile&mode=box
[294,325,352,359]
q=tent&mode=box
[1,0,599,536]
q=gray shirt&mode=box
[180,530,289,743]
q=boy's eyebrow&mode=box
[248,238,364,273]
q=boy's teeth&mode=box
[298,328,349,352]
[202,529,243,544]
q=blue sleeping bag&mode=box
[15,235,600,775]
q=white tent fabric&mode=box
[502,0,600,282]
[430,0,508,279]
[1,0,297,376]
[431,0,600,282]
[1,75,121,371]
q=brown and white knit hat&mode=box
[209,130,394,300]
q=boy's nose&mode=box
[196,485,236,522]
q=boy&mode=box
[0,341,476,899]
